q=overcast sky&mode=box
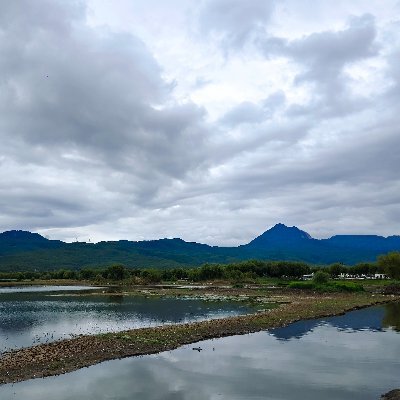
[1,0,399,245]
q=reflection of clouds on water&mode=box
[1,295,399,399]
[0,286,98,294]
[1,316,400,400]
[269,305,389,341]
[0,290,254,352]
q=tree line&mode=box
[1,252,399,283]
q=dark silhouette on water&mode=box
[269,303,400,341]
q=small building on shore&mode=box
[301,273,314,281]
[374,273,387,279]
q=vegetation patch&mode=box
[288,281,363,292]
[2,251,400,286]
[382,284,400,295]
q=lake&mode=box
[0,302,399,399]
[0,286,257,352]
[0,285,102,294]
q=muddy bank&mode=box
[0,291,397,385]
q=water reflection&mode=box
[269,303,400,340]
[0,289,256,352]
[383,302,400,331]
[106,294,125,304]
[1,304,399,400]
[0,285,99,294]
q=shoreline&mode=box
[1,291,398,385]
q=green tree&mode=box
[63,270,77,279]
[104,264,127,280]
[328,263,345,278]
[198,264,223,280]
[378,252,400,279]
[313,271,330,285]
[80,268,96,280]
[353,262,375,276]
[140,269,162,283]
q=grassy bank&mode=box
[288,280,364,292]
[0,289,398,385]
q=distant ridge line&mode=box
[0,224,399,270]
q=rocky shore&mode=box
[0,290,397,385]
[382,390,400,399]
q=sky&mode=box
[1,0,400,245]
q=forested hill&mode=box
[0,224,399,271]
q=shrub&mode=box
[378,252,400,279]
[313,271,330,285]
[331,282,363,292]
[288,281,314,289]
[288,280,363,292]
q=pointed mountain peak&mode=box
[247,223,313,247]
[270,223,311,236]
[270,223,290,230]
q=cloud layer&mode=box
[1,0,399,244]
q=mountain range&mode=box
[0,223,399,271]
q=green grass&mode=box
[334,279,398,286]
[288,281,364,292]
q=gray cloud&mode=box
[0,0,399,244]
[260,14,379,118]
[219,91,285,127]
[197,0,275,50]
[386,48,400,99]
[289,14,378,82]
[0,0,212,233]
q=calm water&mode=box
[0,285,100,294]
[1,303,399,400]
[0,286,256,352]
